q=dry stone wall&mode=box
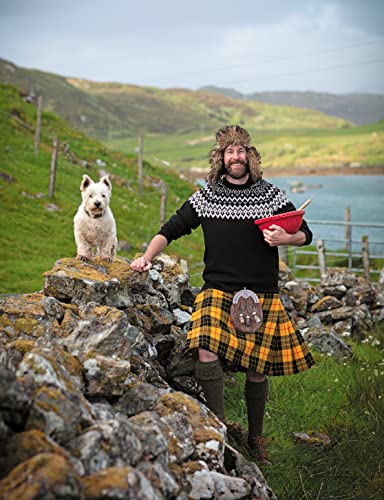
[0,255,382,498]
[0,256,276,499]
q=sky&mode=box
[0,0,383,95]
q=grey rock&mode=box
[151,332,176,361]
[59,305,135,361]
[138,304,174,335]
[372,308,384,324]
[114,383,166,417]
[351,304,374,340]
[344,283,376,307]
[332,319,352,338]
[282,280,310,315]
[25,384,95,445]
[42,296,65,321]
[279,291,295,311]
[130,356,170,390]
[302,326,353,358]
[0,366,31,432]
[82,466,159,500]
[311,295,343,312]
[43,257,150,308]
[137,461,180,498]
[302,315,323,329]
[319,268,359,292]
[173,308,191,326]
[67,415,143,474]
[188,469,251,499]
[0,453,82,499]
[83,355,132,398]
[170,375,201,398]
[90,401,117,422]
[160,411,195,463]
[315,306,354,323]
[129,411,169,466]
[148,253,190,307]
[225,446,277,499]
[16,347,84,393]
[165,328,195,379]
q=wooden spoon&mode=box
[297,198,312,211]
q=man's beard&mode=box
[224,160,249,180]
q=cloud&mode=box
[0,0,383,93]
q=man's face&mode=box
[223,144,249,180]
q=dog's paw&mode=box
[101,256,113,262]
[77,254,91,261]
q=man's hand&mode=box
[262,224,291,247]
[263,224,306,247]
[130,256,152,272]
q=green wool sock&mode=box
[195,359,225,421]
[245,378,269,441]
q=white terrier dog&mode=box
[74,174,117,261]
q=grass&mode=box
[224,324,384,499]
[1,82,383,498]
[1,83,382,294]
[0,83,205,294]
[105,120,384,174]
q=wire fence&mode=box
[288,220,384,282]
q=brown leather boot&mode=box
[248,436,273,466]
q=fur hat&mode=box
[207,125,262,185]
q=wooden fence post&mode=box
[344,206,351,251]
[34,95,43,159]
[160,181,167,227]
[49,136,58,199]
[362,235,370,280]
[316,239,327,277]
[279,246,289,265]
[138,136,143,192]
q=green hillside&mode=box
[106,120,384,176]
[0,84,205,294]
[4,58,381,175]
[0,58,350,140]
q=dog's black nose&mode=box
[94,201,101,208]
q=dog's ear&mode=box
[101,175,112,191]
[81,174,93,191]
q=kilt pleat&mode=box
[186,288,315,376]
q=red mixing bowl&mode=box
[254,210,305,234]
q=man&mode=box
[130,125,314,465]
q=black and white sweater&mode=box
[158,177,312,293]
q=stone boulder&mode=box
[302,325,353,358]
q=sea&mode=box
[267,175,384,253]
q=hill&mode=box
[0,83,205,294]
[107,120,384,175]
[1,59,382,176]
[0,58,350,141]
[200,86,384,125]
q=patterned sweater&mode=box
[158,177,312,293]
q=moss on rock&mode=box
[0,429,69,478]
[44,256,133,283]
[82,466,132,497]
[0,452,81,499]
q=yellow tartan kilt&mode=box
[186,288,315,376]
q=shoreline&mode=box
[183,165,384,181]
[263,165,384,177]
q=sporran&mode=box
[230,288,263,333]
